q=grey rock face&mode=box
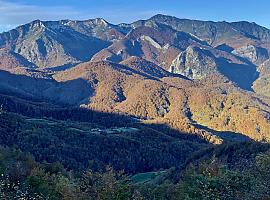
[259,59,270,75]
[232,45,269,64]
[169,46,217,79]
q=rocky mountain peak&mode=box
[232,44,269,64]
[30,19,46,28]
[94,18,109,26]
[170,45,217,79]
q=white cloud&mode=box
[0,1,82,20]
[0,0,84,31]
[0,24,16,32]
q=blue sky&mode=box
[0,0,270,32]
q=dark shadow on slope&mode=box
[0,93,210,174]
[173,141,270,182]
[163,140,270,184]
[184,105,254,143]
[0,67,188,110]
[46,63,79,71]
[0,90,263,176]
[48,28,112,61]
[101,61,190,81]
[0,92,206,144]
[215,44,234,53]
[194,123,252,142]
[11,51,37,68]
[0,70,259,174]
[0,70,93,106]
[217,57,259,91]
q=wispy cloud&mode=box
[0,24,15,32]
[0,1,82,20]
[0,0,83,31]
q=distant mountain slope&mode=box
[91,25,206,69]
[0,18,125,68]
[130,14,270,64]
[138,14,270,45]
[120,56,173,78]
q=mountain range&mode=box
[1,14,270,176]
